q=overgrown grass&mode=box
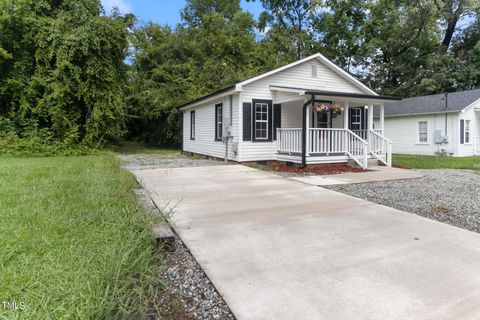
[393,154,480,171]
[108,141,180,155]
[0,154,163,319]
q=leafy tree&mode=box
[0,0,132,146]
[250,0,320,61]
[127,0,259,145]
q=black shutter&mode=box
[460,119,465,144]
[348,109,354,130]
[215,103,222,141]
[362,107,368,130]
[243,102,252,141]
[273,104,281,140]
[267,103,273,142]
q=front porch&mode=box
[270,88,398,169]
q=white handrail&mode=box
[345,129,368,169]
[368,129,392,167]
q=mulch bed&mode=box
[266,161,366,175]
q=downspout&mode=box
[224,95,233,162]
[444,93,448,137]
[302,95,315,167]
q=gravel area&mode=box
[125,154,235,320]
[326,169,480,233]
[119,153,230,171]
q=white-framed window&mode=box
[351,107,362,130]
[254,102,268,140]
[190,110,195,140]
[418,121,428,143]
[215,103,223,141]
[464,119,471,144]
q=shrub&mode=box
[0,117,93,157]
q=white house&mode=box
[177,53,400,169]
[380,90,480,157]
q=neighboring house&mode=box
[379,90,480,157]
[177,53,400,169]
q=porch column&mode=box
[344,101,349,153]
[368,104,374,131]
[305,101,310,156]
[344,101,349,129]
[380,103,385,134]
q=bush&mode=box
[0,117,94,157]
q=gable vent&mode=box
[311,64,318,78]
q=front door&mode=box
[313,111,330,128]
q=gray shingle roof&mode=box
[383,89,480,117]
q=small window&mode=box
[190,110,195,140]
[418,121,428,143]
[254,102,268,140]
[351,108,362,130]
[465,119,471,144]
[215,103,223,141]
[311,64,318,78]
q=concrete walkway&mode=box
[134,165,480,320]
[292,165,423,186]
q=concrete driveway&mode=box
[134,165,480,320]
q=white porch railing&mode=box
[368,129,392,166]
[277,128,369,169]
[474,136,480,156]
[345,130,369,169]
[276,128,302,153]
[309,128,346,153]
[352,129,383,140]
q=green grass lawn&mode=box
[393,154,480,171]
[109,141,180,155]
[0,154,162,319]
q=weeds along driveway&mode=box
[134,164,480,320]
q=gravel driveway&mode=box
[326,169,480,233]
[119,153,229,171]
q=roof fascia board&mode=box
[385,110,460,118]
[315,53,378,96]
[236,54,321,88]
[178,88,237,111]
[460,97,480,113]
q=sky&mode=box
[100,0,264,26]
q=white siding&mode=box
[182,94,239,160]
[383,113,460,156]
[457,102,480,156]
[239,60,366,161]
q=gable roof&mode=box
[177,53,377,110]
[384,89,480,117]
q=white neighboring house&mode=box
[177,53,400,169]
[378,90,480,157]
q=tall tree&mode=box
[0,0,133,145]
[127,0,259,144]
[436,0,480,50]
[250,0,320,61]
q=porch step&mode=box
[347,158,382,169]
[367,158,382,167]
